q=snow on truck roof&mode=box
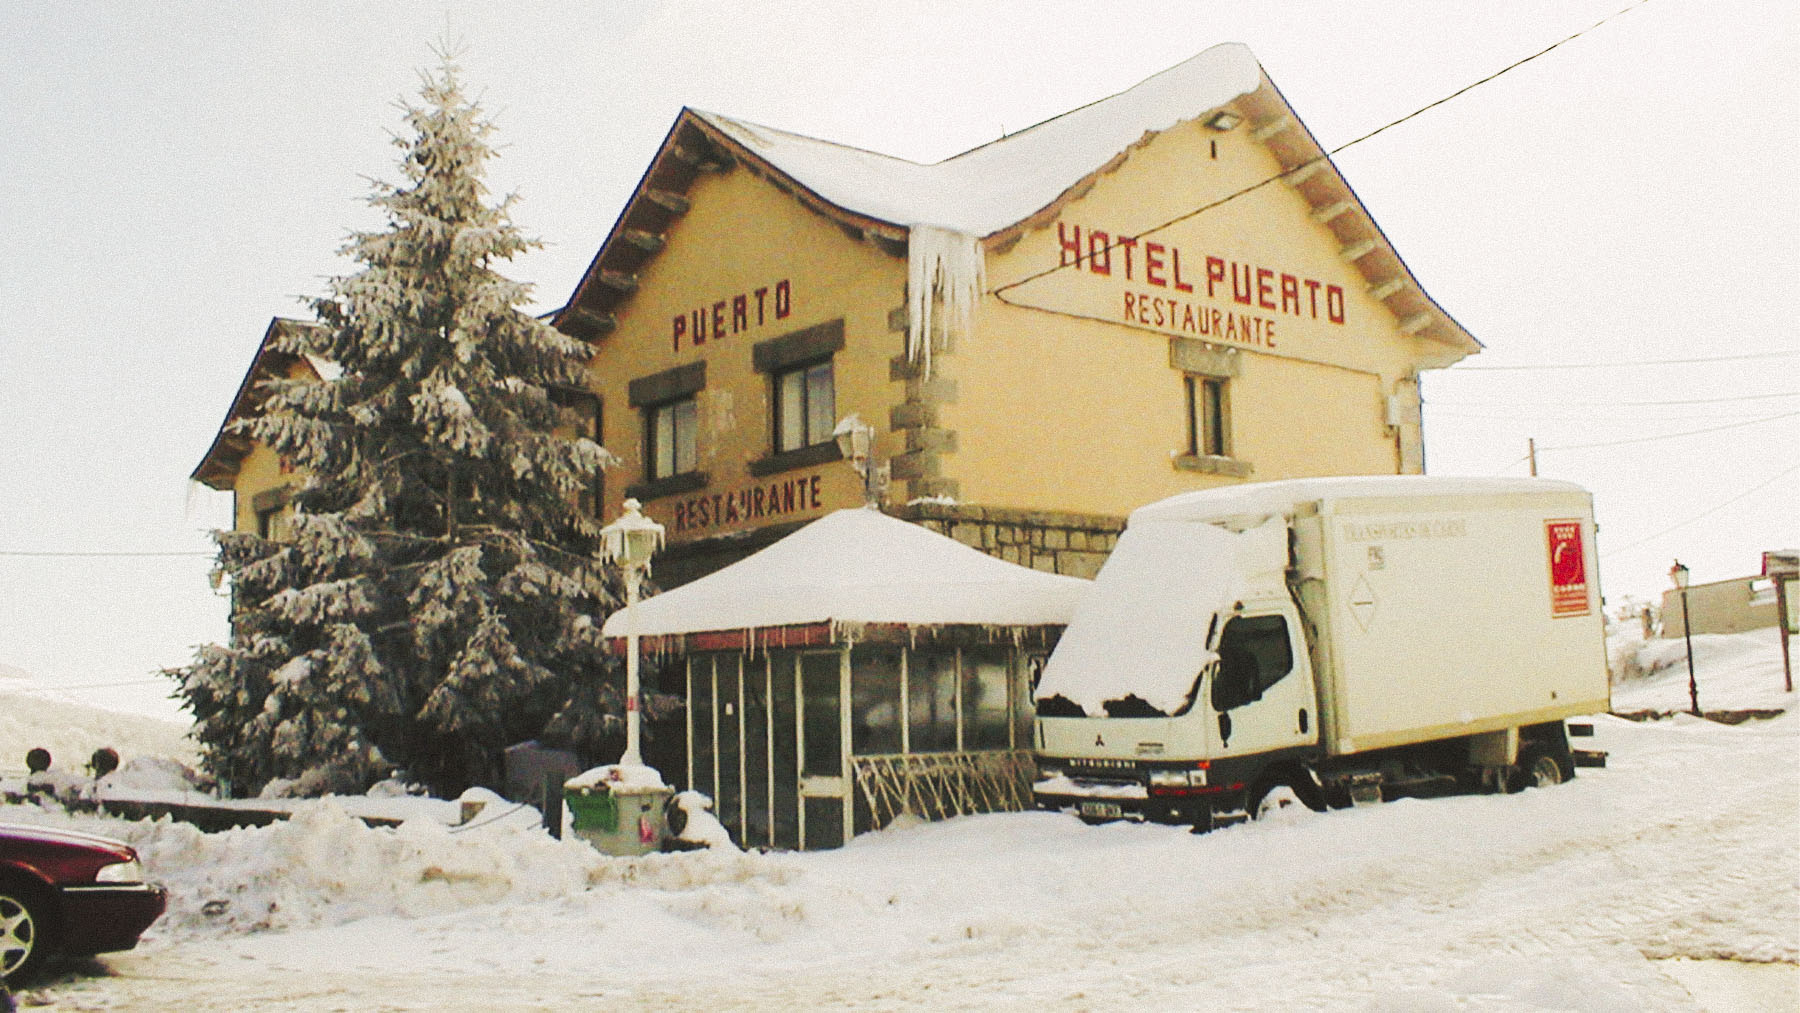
[600,508,1088,639]
[1129,475,1592,527]
[691,44,1261,237]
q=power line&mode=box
[1453,350,1799,371]
[8,677,173,692]
[1535,410,1799,452]
[1428,391,1800,409]
[1602,462,1800,559]
[992,0,1656,297]
[0,550,213,558]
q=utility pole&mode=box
[1527,438,1538,477]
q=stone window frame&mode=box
[750,320,846,478]
[627,361,709,501]
[1169,337,1253,479]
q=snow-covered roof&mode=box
[1130,475,1591,528]
[600,508,1088,638]
[191,317,331,490]
[692,43,1261,238]
[558,43,1479,358]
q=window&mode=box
[775,360,835,453]
[1210,614,1294,712]
[645,397,697,480]
[1186,374,1229,458]
[753,320,846,476]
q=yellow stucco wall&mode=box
[585,167,906,544]
[950,114,1427,515]
[586,110,1459,546]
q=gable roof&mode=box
[599,507,1088,638]
[191,317,333,490]
[557,43,1477,358]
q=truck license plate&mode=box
[1079,801,1123,820]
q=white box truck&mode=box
[1033,476,1610,828]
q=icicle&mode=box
[906,225,984,375]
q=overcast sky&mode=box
[2,1,1794,720]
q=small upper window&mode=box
[646,397,697,480]
[775,360,835,453]
[1186,374,1229,458]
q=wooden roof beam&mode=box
[643,189,691,216]
[598,271,638,295]
[565,306,617,335]
[1368,278,1407,301]
[1311,200,1355,224]
[1251,116,1294,142]
[621,229,665,254]
[669,143,733,173]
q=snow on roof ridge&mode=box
[693,42,1262,237]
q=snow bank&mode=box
[0,672,196,776]
[1610,625,1795,714]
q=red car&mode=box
[0,823,167,986]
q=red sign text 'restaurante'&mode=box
[1058,223,1347,348]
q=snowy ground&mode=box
[4,628,1795,1011]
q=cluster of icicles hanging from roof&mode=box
[906,225,984,374]
[630,620,1038,661]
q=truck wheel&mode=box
[1248,777,1325,821]
[1511,746,1566,791]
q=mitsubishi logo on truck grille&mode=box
[1070,758,1137,773]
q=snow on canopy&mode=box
[691,43,1261,238]
[600,508,1088,639]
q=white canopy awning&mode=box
[601,508,1089,638]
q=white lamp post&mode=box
[600,498,664,768]
[832,413,889,507]
[1670,560,1699,717]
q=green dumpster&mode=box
[564,765,674,856]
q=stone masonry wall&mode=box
[895,502,1125,580]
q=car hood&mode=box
[0,821,135,858]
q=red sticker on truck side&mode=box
[1546,519,1590,618]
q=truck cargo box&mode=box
[1127,476,1611,757]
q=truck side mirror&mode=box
[1218,711,1232,746]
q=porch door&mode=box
[688,650,847,851]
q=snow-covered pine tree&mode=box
[175,54,626,797]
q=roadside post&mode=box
[567,499,675,855]
[1764,551,1797,693]
[1670,561,1700,716]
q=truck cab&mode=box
[1035,538,1323,826]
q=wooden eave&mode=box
[984,71,1480,365]
[1236,72,1481,360]
[553,110,910,343]
[190,318,324,490]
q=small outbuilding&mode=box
[601,508,1087,850]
